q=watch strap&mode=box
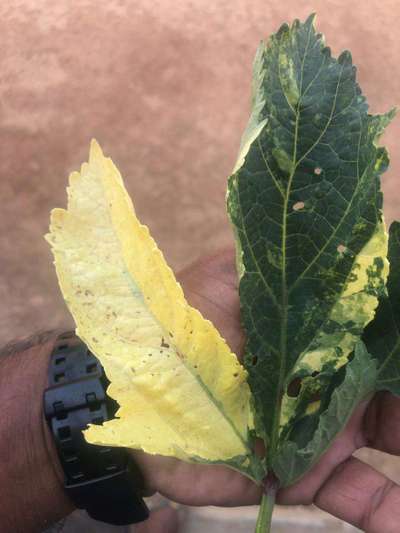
[44,332,149,525]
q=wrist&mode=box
[0,334,74,532]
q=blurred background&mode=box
[1,1,399,531]
[1,0,399,344]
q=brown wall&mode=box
[1,0,399,343]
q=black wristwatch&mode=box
[43,331,149,526]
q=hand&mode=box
[133,249,400,532]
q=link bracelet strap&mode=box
[43,332,149,526]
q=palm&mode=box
[133,250,400,532]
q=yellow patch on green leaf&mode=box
[278,52,299,109]
[279,221,388,430]
[46,140,252,464]
[232,118,268,174]
[299,221,388,373]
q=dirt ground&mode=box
[1,0,399,344]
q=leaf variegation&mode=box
[364,222,400,394]
[273,342,377,486]
[278,221,387,437]
[46,140,260,477]
[227,13,394,479]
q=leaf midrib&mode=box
[270,23,345,457]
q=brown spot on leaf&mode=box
[287,378,302,398]
[293,201,305,211]
[161,337,170,348]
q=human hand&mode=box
[133,249,400,532]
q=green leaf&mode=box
[227,13,394,478]
[364,222,400,394]
[272,342,377,486]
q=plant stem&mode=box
[255,473,278,533]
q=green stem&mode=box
[255,474,278,533]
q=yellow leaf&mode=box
[46,140,253,464]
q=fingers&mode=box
[134,450,262,507]
[314,456,400,533]
[134,505,179,533]
[363,392,400,456]
[173,462,262,507]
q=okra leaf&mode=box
[227,14,394,477]
[46,140,261,478]
[364,222,400,395]
[272,342,377,486]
